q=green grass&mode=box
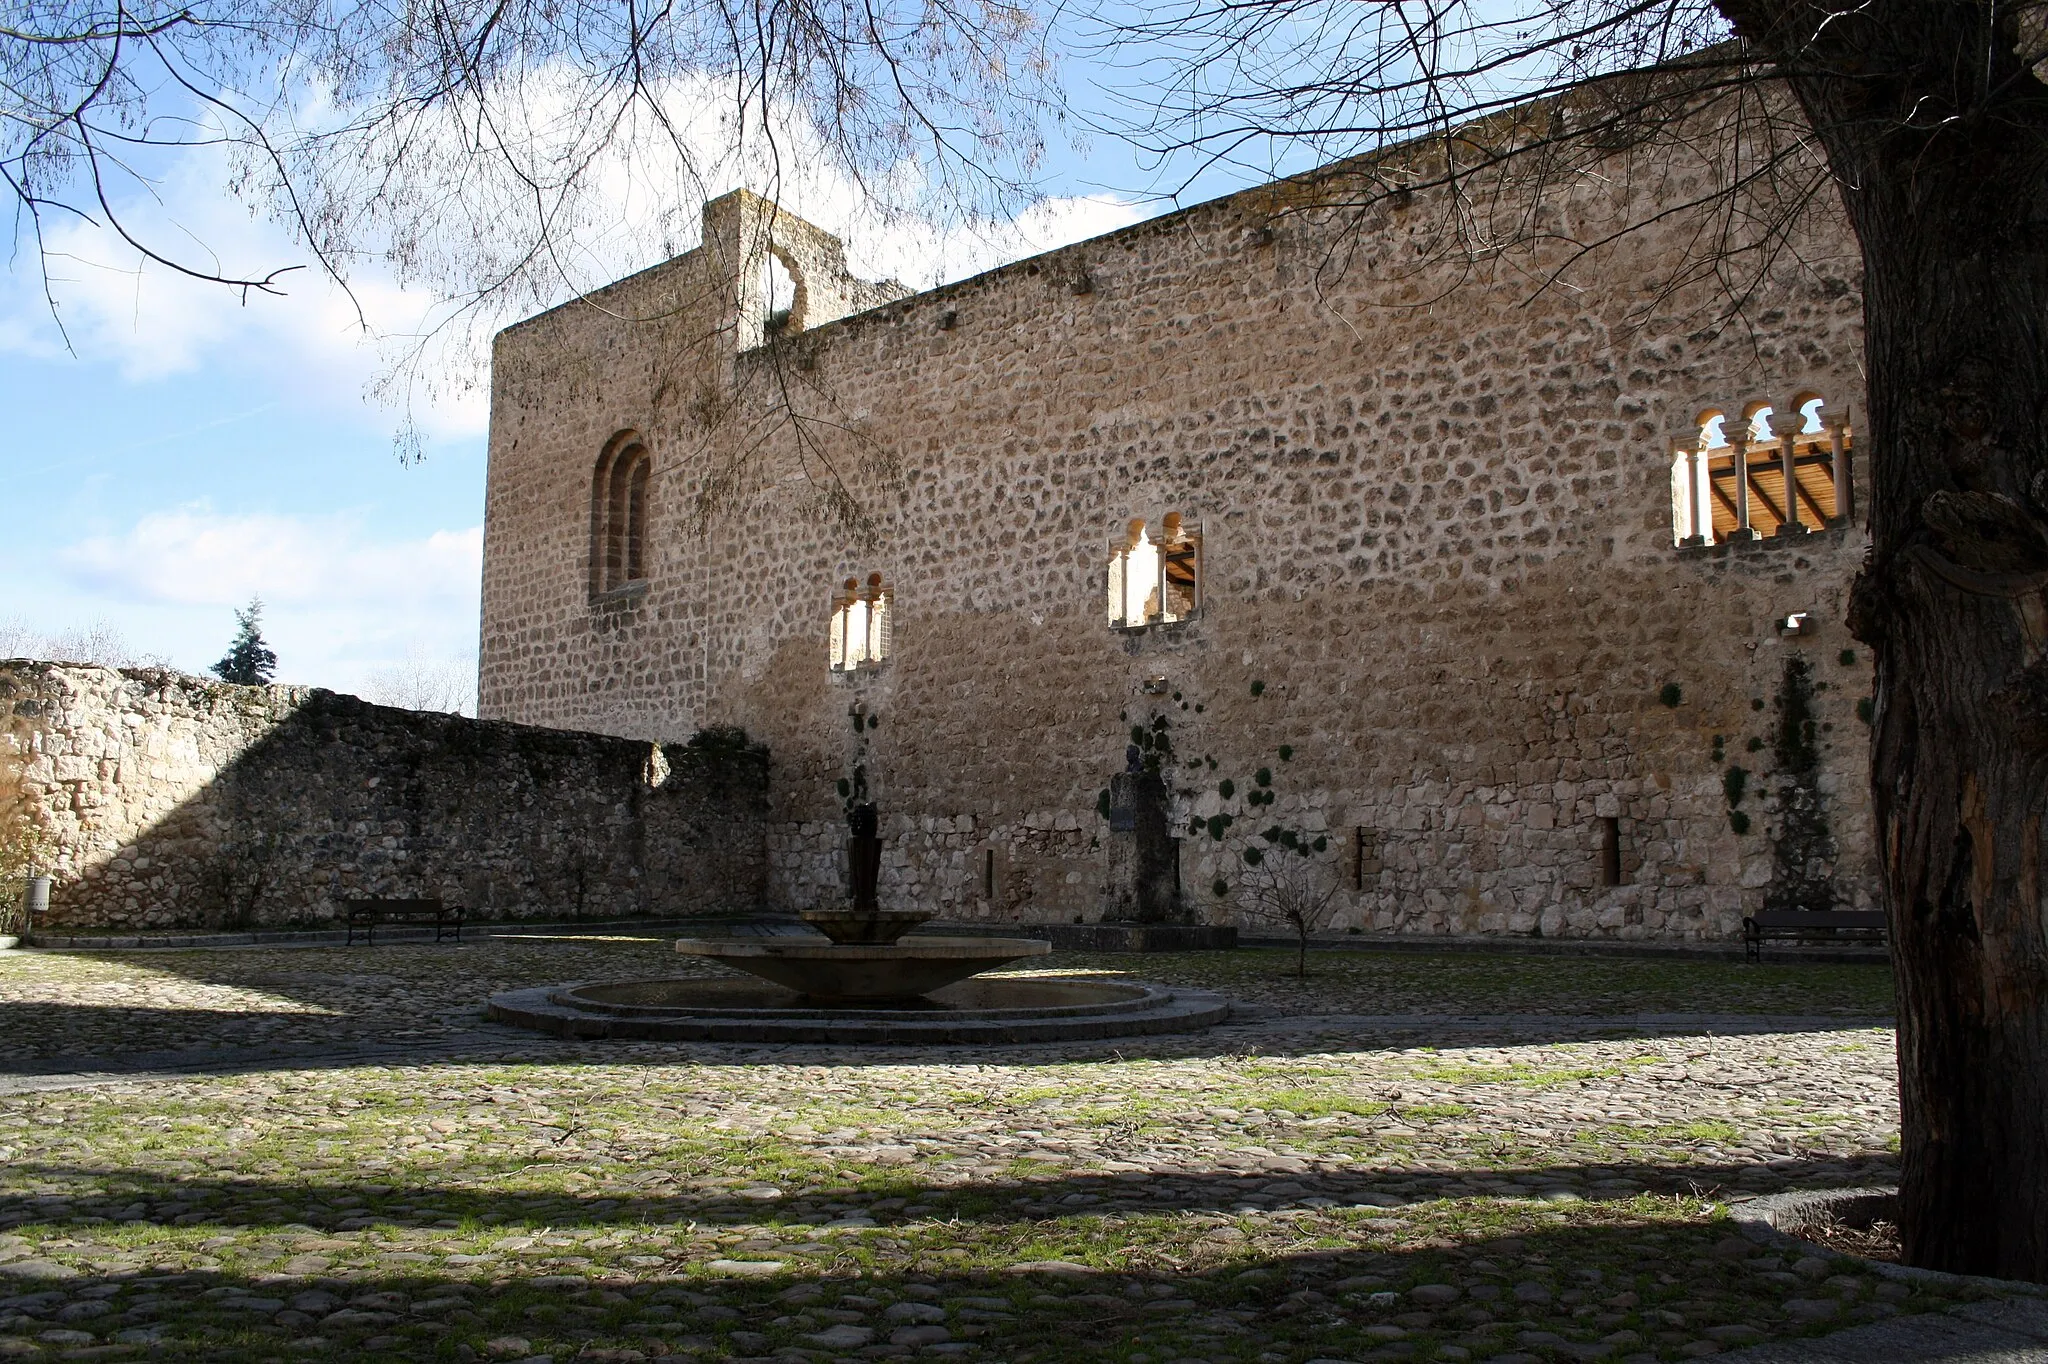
[1252,1089,1390,1119]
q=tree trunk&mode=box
[1734,0,2048,1281]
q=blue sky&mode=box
[0,30,1323,700]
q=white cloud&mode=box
[844,194,1149,290]
[62,505,478,608]
[1,72,1152,449]
[52,504,481,697]
[3,162,490,441]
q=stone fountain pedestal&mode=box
[485,800,1230,1043]
[673,904,1047,1001]
[487,901,1227,1044]
[674,931,1050,1000]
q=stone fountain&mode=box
[671,801,1050,1000]
[488,800,1229,1043]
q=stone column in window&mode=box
[1728,427,1756,541]
[829,579,854,670]
[1110,519,1149,627]
[1772,410,1806,536]
[1674,445,1705,546]
[1106,540,1126,626]
[864,573,889,663]
[1129,522,1162,625]
[1159,513,1197,619]
[1694,446,1716,544]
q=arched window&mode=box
[830,572,892,672]
[1108,513,1201,628]
[590,435,653,598]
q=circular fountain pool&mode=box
[488,973,1231,1043]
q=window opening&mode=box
[764,252,798,340]
[830,572,892,672]
[1745,404,1775,446]
[1599,816,1623,887]
[591,436,653,597]
[1670,396,1852,545]
[1108,513,1201,628]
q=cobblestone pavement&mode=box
[0,938,1997,1364]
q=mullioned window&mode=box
[1108,513,1201,628]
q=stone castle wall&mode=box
[480,105,1879,940]
[0,663,768,932]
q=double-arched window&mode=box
[1108,513,1201,628]
[591,434,652,598]
[830,573,892,672]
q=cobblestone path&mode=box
[0,938,1984,1364]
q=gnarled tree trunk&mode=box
[1735,0,2048,1281]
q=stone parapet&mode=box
[0,663,769,932]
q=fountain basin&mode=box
[560,975,1156,1017]
[675,934,1050,1000]
[486,974,1232,1043]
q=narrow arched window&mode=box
[591,434,653,598]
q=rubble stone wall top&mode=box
[0,662,768,931]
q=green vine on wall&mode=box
[1161,679,1332,900]
[1703,656,1844,908]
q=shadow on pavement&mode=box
[0,1196,1953,1364]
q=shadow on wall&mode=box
[0,664,772,933]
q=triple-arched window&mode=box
[591,434,652,598]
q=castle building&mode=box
[479,127,1876,940]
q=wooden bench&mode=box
[1742,909,1886,961]
[343,898,464,946]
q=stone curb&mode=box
[1713,1301,2048,1363]
[1727,1186,2048,1298]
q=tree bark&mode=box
[1727,0,2048,1281]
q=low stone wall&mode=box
[0,663,769,932]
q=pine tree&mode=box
[211,597,277,686]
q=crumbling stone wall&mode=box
[0,663,768,932]
[481,98,1879,940]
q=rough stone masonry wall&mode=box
[0,663,769,932]
[481,95,1880,941]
